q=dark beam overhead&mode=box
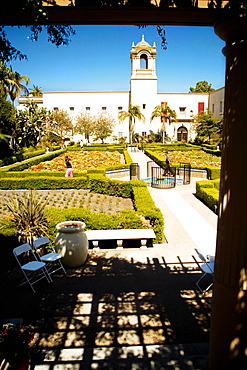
[0,6,231,27]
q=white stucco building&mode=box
[18,35,224,144]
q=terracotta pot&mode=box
[55,221,88,267]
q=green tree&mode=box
[192,110,223,144]
[0,94,16,157]
[118,103,145,144]
[189,80,215,93]
[51,109,73,139]
[93,113,115,144]
[150,104,177,143]
[74,112,96,143]
[0,62,29,103]
[7,68,30,104]
[0,62,13,98]
[16,99,52,148]
[30,85,43,97]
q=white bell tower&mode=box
[130,35,158,133]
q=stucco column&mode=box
[209,17,247,369]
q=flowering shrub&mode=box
[0,323,36,365]
[154,150,221,167]
[26,151,122,172]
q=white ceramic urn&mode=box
[55,220,88,267]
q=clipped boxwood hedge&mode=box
[0,145,61,168]
[196,180,220,212]
[45,207,144,241]
[132,186,164,243]
[0,149,66,172]
[0,176,90,190]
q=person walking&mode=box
[164,151,174,176]
[65,156,73,177]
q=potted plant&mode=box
[0,323,36,370]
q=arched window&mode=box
[140,54,148,69]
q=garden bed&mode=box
[0,189,134,218]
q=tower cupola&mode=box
[130,35,157,79]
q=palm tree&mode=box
[0,62,30,104]
[150,104,177,143]
[118,103,145,144]
[8,69,30,104]
[0,62,15,98]
[30,85,43,97]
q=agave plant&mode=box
[7,191,48,247]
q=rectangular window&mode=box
[212,104,215,113]
[86,107,90,111]
[220,101,223,113]
[143,104,146,109]
[54,107,58,111]
[179,107,186,114]
[70,107,74,111]
[102,107,107,111]
[198,102,205,113]
[118,106,123,110]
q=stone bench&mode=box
[85,228,156,250]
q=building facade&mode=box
[18,35,224,144]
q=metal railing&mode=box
[151,166,176,189]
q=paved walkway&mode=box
[114,149,218,262]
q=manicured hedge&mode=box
[0,146,61,167]
[196,180,220,212]
[0,149,66,172]
[87,175,145,198]
[45,207,144,241]
[0,176,90,190]
[132,186,164,243]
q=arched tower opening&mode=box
[140,54,148,69]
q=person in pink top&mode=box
[65,156,73,177]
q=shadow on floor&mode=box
[0,251,212,369]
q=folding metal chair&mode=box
[195,248,215,294]
[33,236,66,276]
[13,243,52,293]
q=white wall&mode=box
[208,87,225,118]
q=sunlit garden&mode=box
[26,151,123,172]
[155,150,221,167]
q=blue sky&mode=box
[5,25,226,93]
